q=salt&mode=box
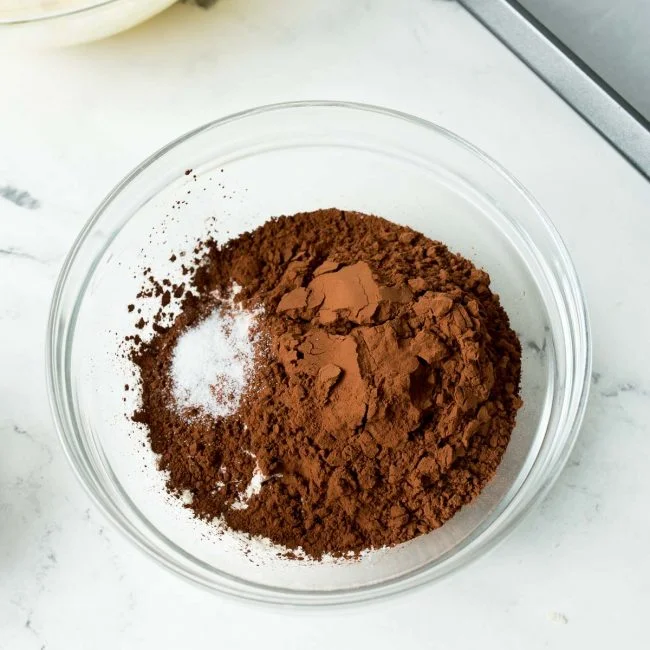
[170,292,259,419]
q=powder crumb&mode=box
[549,612,569,625]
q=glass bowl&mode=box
[0,0,176,48]
[47,101,591,605]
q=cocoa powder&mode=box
[131,209,522,558]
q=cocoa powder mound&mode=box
[131,209,522,558]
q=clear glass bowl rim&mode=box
[47,100,592,606]
[0,0,122,24]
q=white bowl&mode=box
[0,0,176,47]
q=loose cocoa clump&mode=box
[131,209,522,558]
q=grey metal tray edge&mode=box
[458,0,650,180]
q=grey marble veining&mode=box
[0,185,40,210]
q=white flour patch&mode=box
[171,287,260,418]
[231,463,266,510]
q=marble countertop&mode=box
[1,1,649,648]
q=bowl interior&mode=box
[58,104,572,602]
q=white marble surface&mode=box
[1,1,649,648]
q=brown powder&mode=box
[131,209,522,558]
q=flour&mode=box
[170,289,259,419]
[231,463,266,510]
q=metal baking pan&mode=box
[458,0,650,179]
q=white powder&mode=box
[170,293,259,419]
[231,463,266,510]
